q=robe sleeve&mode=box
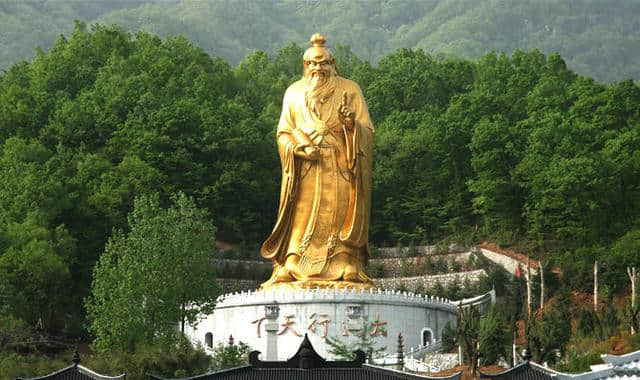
[261,88,299,260]
[339,82,374,249]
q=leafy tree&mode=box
[478,306,508,366]
[527,309,570,365]
[325,320,387,361]
[457,306,480,375]
[622,298,639,336]
[0,239,70,333]
[211,337,251,370]
[441,321,456,352]
[86,192,220,351]
[84,335,212,380]
[578,309,597,336]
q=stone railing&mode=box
[406,339,443,360]
[215,287,459,312]
[404,353,460,373]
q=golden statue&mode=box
[261,33,375,290]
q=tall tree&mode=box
[86,192,220,351]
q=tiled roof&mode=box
[149,365,462,380]
[150,334,462,380]
[16,364,126,380]
[479,362,555,380]
[480,349,640,380]
[16,351,125,380]
[601,350,640,370]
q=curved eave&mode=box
[364,364,462,380]
[148,366,251,380]
[16,364,126,380]
[479,362,528,379]
[601,350,640,366]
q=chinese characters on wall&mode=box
[252,311,388,338]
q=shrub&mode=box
[85,335,212,380]
[211,339,251,370]
[448,257,460,272]
[441,321,456,352]
[422,256,434,275]
[366,262,385,278]
[434,257,448,274]
[556,347,602,373]
[430,281,446,297]
[479,306,508,366]
[399,258,413,277]
[578,309,596,336]
[445,277,462,300]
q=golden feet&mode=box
[262,280,373,291]
[260,253,374,290]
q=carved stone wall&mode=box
[185,288,459,361]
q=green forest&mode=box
[1,0,640,83]
[0,14,640,380]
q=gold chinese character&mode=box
[251,316,267,338]
[278,315,302,337]
[371,312,388,336]
[341,321,349,336]
[307,312,331,337]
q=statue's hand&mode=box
[294,144,320,160]
[338,91,355,129]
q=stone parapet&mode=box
[478,248,537,276]
[187,287,461,361]
[216,287,459,313]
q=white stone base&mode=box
[185,288,458,361]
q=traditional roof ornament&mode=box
[72,347,80,366]
[249,333,365,369]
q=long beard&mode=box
[305,73,337,119]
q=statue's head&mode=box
[303,33,337,83]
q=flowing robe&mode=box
[261,77,374,285]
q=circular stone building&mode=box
[185,287,459,361]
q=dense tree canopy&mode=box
[0,21,639,350]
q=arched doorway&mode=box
[421,328,433,346]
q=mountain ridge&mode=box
[1,0,638,82]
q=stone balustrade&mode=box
[216,287,459,313]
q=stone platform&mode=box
[185,288,459,361]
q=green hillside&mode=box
[1,17,640,380]
[1,0,639,82]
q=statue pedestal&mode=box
[185,288,458,361]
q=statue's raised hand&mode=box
[338,91,355,129]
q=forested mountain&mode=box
[1,21,639,336]
[1,8,640,378]
[1,0,639,82]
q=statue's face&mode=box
[303,50,334,84]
